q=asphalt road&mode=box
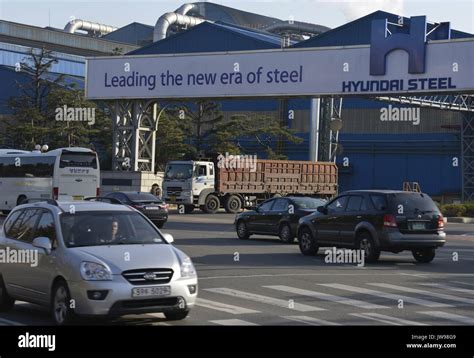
[0,212,473,326]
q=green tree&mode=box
[209,114,303,159]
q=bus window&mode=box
[60,151,98,169]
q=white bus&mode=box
[0,147,100,211]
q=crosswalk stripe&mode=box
[196,298,260,315]
[419,283,474,295]
[419,311,474,325]
[209,319,259,326]
[264,285,388,309]
[204,288,325,312]
[320,283,452,308]
[370,283,474,305]
[350,313,427,326]
[283,315,341,326]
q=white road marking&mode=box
[452,281,474,287]
[419,283,474,295]
[320,283,452,308]
[209,319,259,326]
[370,283,474,305]
[204,288,325,312]
[350,313,426,326]
[196,298,260,315]
[419,311,474,325]
[264,285,388,309]
[283,315,341,326]
[198,273,474,280]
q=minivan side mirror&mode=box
[317,206,328,214]
[33,237,52,255]
[162,233,174,244]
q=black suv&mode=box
[297,190,446,263]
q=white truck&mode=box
[162,159,338,214]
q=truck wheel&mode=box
[224,195,242,214]
[184,205,194,214]
[203,195,220,214]
[412,248,436,263]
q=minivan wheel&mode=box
[236,220,250,240]
[0,276,15,311]
[164,310,189,321]
[279,223,294,244]
[298,227,319,255]
[412,248,436,263]
[357,232,380,263]
[51,281,75,325]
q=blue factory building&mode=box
[0,3,471,201]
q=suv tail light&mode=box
[437,214,445,229]
[383,214,398,228]
[96,187,100,197]
[159,203,169,211]
[52,187,59,200]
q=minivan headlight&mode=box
[180,256,196,278]
[80,262,112,281]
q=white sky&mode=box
[0,0,472,33]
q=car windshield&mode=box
[126,193,162,203]
[165,164,193,179]
[388,193,439,214]
[291,197,326,209]
[60,211,165,248]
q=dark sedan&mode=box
[234,196,326,243]
[105,191,168,228]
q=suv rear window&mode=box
[370,195,388,211]
[387,193,439,214]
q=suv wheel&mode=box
[0,276,15,311]
[164,310,189,321]
[236,220,250,240]
[279,223,294,244]
[298,227,319,255]
[357,232,380,263]
[412,248,436,263]
[51,281,75,325]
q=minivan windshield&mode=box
[388,193,439,214]
[60,211,164,248]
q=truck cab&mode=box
[162,160,216,212]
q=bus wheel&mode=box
[17,195,27,205]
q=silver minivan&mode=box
[0,199,198,325]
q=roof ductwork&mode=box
[153,12,205,42]
[264,21,330,36]
[175,3,198,15]
[64,19,118,36]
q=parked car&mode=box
[105,192,168,228]
[0,199,197,325]
[297,190,446,263]
[235,196,327,243]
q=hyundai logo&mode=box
[143,272,156,281]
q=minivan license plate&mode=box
[132,286,171,297]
